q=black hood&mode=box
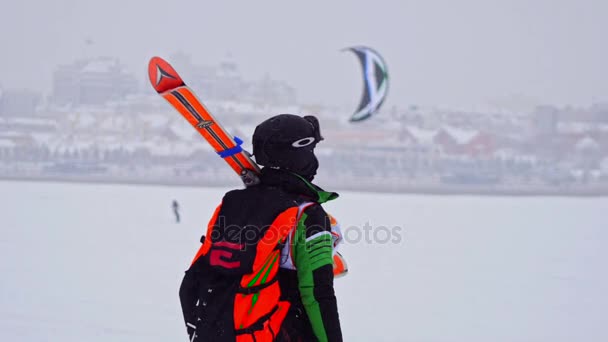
[253,114,323,181]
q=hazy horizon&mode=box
[1,0,606,110]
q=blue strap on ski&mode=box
[217,136,244,158]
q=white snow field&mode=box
[1,180,607,342]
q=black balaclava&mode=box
[252,114,323,180]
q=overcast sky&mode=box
[1,0,606,110]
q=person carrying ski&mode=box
[173,200,180,223]
[179,114,342,342]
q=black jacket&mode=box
[180,168,342,342]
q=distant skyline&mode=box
[1,0,607,111]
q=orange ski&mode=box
[148,56,260,185]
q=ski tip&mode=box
[148,56,185,93]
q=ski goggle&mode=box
[290,115,324,149]
[304,115,324,143]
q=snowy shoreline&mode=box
[2,174,607,197]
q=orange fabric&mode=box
[268,302,290,339]
[233,206,300,335]
[235,302,290,342]
[333,252,348,277]
[236,334,254,342]
[328,213,337,226]
[234,282,281,329]
[190,203,223,266]
[239,207,299,288]
[192,204,303,338]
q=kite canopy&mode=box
[344,46,389,122]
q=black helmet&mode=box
[252,114,323,180]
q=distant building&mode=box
[0,88,42,117]
[590,103,608,123]
[465,132,496,157]
[168,52,296,105]
[51,57,138,106]
[246,75,297,106]
[574,136,602,169]
[532,105,558,135]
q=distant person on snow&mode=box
[172,200,180,223]
[179,114,343,341]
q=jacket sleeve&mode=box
[293,204,343,342]
[179,260,200,340]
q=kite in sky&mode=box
[343,46,389,122]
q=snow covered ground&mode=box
[1,180,606,341]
